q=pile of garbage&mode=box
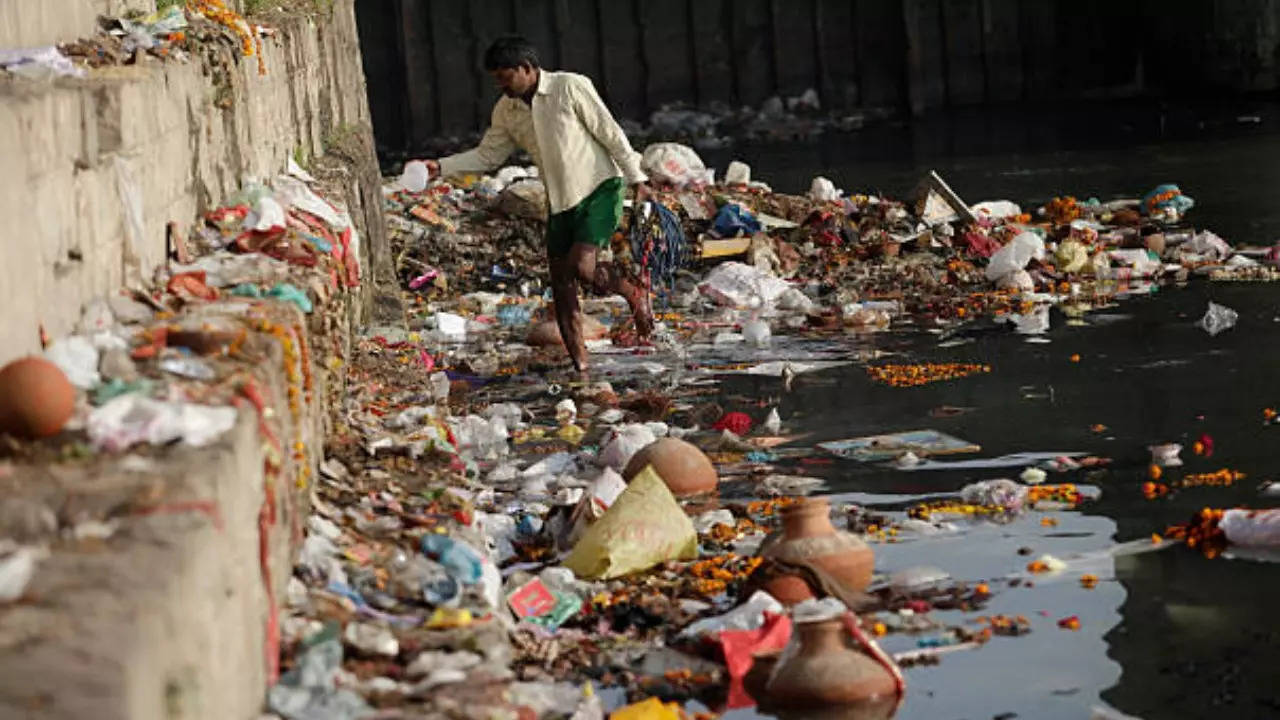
[3,1,276,81]
[250,140,1280,718]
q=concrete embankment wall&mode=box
[0,2,389,718]
[0,0,391,370]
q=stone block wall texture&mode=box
[0,0,386,369]
[0,2,385,718]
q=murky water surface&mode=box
[698,101,1280,719]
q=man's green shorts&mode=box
[545,177,624,259]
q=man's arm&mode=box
[569,76,648,188]
[437,104,517,178]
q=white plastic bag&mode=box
[399,160,430,192]
[807,176,841,202]
[599,424,657,471]
[44,335,100,389]
[725,161,752,185]
[985,232,1045,282]
[678,590,783,639]
[698,262,792,308]
[1199,302,1238,336]
[1221,509,1280,547]
[88,395,237,452]
[641,143,707,188]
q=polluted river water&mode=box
[694,100,1280,720]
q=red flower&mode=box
[713,411,753,436]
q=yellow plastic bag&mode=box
[564,466,697,579]
[609,697,683,720]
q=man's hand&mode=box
[424,159,440,180]
[633,182,652,206]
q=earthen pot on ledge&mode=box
[622,437,718,497]
[754,497,873,605]
[766,618,899,710]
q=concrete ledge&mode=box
[0,2,385,718]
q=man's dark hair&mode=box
[484,35,540,71]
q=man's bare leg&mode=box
[568,242,654,337]
[550,255,589,373]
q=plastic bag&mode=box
[725,161,752,185]
[87,395,237,452]
[971,200,1022,219]
[985,232,1045,282]
[0,544,47,602]
[599,424,657,471]
[565,467,629,547]
[1221,509,1280,547]
[564,466,697,579]
[641,143,708,188]
[610,697,682,720]
[1198,301,1238,336]
[698,262,791,308]
[807,176,842,202]
[742,318,772,349]
[1055,239,1090,273]
[711,203,763,238]
[678,589,784,638]
[960,479,1027,513]
[44,335,100,389]
[399,161,430,192]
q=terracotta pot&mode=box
[623,437,718,497]
[0,357,75,439]
[756,497,873,605]
[766,618,898,707]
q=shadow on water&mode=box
[709,101,1280,719]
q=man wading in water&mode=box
[421,36,654,378]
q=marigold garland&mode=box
[188,0,267,75]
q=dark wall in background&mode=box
[356,0,1280,161]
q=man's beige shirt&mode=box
[439,70,647,215]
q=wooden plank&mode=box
[731,0,775,106]
[981,0,1023,102]
[690,0,733,107]
[941,0,985,105]
[817,0,858,109]
[854,0,907,110]
[902,0,947,115]
[640,0,694,108]
[771,0,818,98]
[597,0,646,119]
